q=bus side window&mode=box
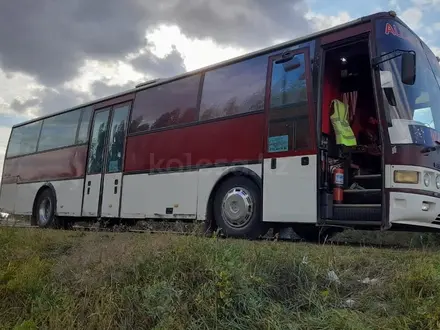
[7,121,42,157]
[38,111,81,152]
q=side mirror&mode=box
[401,52,416,85]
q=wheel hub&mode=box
[221,187,254,228]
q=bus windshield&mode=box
[375,19,440,146]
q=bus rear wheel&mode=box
[213,176,266,239]
[35,189,58,228]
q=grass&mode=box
[2,228,440,329]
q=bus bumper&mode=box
[389,191,440,228]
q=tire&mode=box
[213,176,267,239]
[35,189,58,228]
[292,224,342,243]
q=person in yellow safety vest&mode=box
[330,99,357,146]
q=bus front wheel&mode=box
[213,176,267,239]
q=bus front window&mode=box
[375,19,440,146]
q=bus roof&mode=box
[12,11,398,129]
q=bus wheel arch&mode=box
[32,183,58,228]
[205,167,266,238]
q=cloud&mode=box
[400,7,423,30]
[153,0,312,50]
[0,0,312,89]
[131,45,186,79]
[10,98,40,114]
[411,0,440,7]
[91,80,138,99]
[389,0,401,11]
[0,0,150,86]
[0,70,43,116]
[7,45,187,118]
[305,11,352,31]
[9,86,91,117]
[432,47,440,57]
[3,46,186,121]
[145,25,246,71]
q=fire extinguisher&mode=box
[333,168,344,204]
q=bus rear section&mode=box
[0,107,93,223]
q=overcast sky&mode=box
[0,0,439,175]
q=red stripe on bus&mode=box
[124,113,265,172]
[2,145,87,184]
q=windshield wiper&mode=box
[372,49,415,67]
[420,140,440,154]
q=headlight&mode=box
[436,175,440,189]
[394,170,419,184]
[424,173,431,187]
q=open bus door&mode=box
[262,48,318,224]
[316,25,386,228]
[81,103,131,219]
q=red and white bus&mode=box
[2,11,440,240]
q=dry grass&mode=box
[2,227,440,329]
[53,232,177,289]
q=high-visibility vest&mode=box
[330,99,357,146]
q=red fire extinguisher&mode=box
[333,168,344,204]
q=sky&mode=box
[0,0,439,176]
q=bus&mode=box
[1,11,440,241]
